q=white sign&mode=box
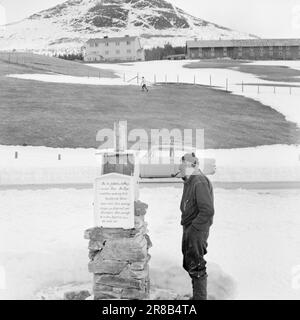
[94,173,135,229]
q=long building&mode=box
[83,35,145,62]
[186,39,300,60]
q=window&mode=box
[105,50,109,55]
[223,47,227,57]
[250,48,255,57]
[116,42,120,46]
[105,42,109,47]
[116,50,120,54]
[238,47,243,57]
[260,47,264,56]
[269,47,273,56]
[127,49,131,54]
[126,41,131,45]
[199,48,203,57]
[90,43,94,47]
[95,43,98,47]
[211,47,215,57]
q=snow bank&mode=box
[7,74,137,86]
[0,144,299,185]
[0,186,299,299]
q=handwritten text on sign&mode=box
[94,173,134,229]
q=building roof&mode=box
[87,36,138,44]
[186,39,300,48]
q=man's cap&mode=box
[181,153,199,166]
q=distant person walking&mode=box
[141,77,149,92]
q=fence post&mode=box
[242,81,244,92]
[209,75,212,86]
[165,74,167,83]
[274,86,276,94]
[58,154,62,161]
[226,78,228,92]
[15,152,18,160]
[177,75,179,83]
[137,73,139,84]
[123,73,126,82]
[194,75,196,85]
[257,84,260,94]
[290,87,292,95]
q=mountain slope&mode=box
[0,0,256,54]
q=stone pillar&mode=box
[85,201,152,300]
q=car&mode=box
[138,145,216,179]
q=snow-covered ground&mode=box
[0,185,299,300]
[0,144,299,185]
[7,74,132,87]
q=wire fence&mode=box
[124,71,300,96]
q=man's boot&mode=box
[191,277,207,300]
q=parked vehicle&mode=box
[138,145,216,178]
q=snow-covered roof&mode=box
[87,36,139,44]
[187,39,300,48]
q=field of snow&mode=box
[7,74,130,87]
[0,144,299,185]
[0,185,299,300]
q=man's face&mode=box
[179,160,195,178]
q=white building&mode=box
[83,36,145,62]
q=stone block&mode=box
[95,275,144,290]
[89,259,128,275]
[121,288,147,300]
[94,290,121,300]
[85,227,145,241]
[119,264,149,280]
[99,239,148,261]
[64,290,91,301]
[94,283,123,294]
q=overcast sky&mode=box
[0,0,300,38]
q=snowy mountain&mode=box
[0,0,257,54]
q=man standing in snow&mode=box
[179,153,215,300]
[141,76,149,92]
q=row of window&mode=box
[90,49,132,55]
[90,41,131,47]
[195,46,299,57]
